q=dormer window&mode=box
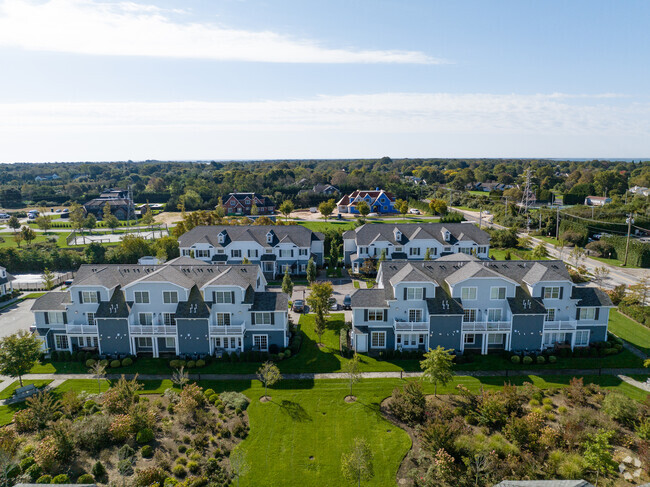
[266,232,273,243]
[394,229,402,241]
[218,232,226,244]
[444,231,451,242]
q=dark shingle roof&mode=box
[507,287,546,315]
[347,223,490,246]
[178,225,320,249]
[175,286,210,319]
[95,286,130,318]
[571,287,614,307]
[250,291,288,311]
[426,287,464,315]
[31,292,70,311]
[350,289,390,308]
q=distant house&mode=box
[83,188,136,221]
[312,184,340,195]
[34,174,60,182]
[584,196,611,206]
[470,182,513,192]
[296,178,309,186]
[0,266,14,297]
[629,186,650,196]
[220,193,275,216]
[404,176,427,186]
[337,189,397,214]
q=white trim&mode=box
[461,287,477,301]
[490,286,507,300]
[370,331,386,349]
[253,334,269,352]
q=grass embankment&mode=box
[609,309,650,356]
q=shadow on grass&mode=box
[278,399,312,422]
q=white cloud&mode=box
[0,92,648,161]
[0,0,442,63]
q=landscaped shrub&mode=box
[172,465,187,478]
[232,419,248,438]
[85,359,96,368]
[110,359,121,368]
[220,391,249,410]
[99,359,109,367]
[133,467,166,487]
[195,359,205,368]
[77,473,95,483]
[122,357,133,367]
[13,409,36,432]
[91,461,106,480]
[118,444,136,461]
[187,360,196,369]
[136,428,155,444]
[164,478,178,487]
[284,349,291,358]
[204,388,215,397]
[141,445,154,458]
[186,461,200,474]
[209,394,220,405]
[536,356,546,364]
[19,456,35,472]
[510,355,520,364]
[36,475,52,483]
[52,474,71,484]
[178,445,187,453]
[548,355,557,363]
[388,382,426,425]
[602,393,638,425]
[522,356,533,365]
[75,414,112,452]
[118,459,134,476]
[24,464,42,481]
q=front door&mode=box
[356,334,368,353]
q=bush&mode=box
[77,473,95,483]
[19,456,35,472]
[99,359,109,367]
[232,419,248,438]
[52,474,71,484]
[110,359,121,368]
[536,356,546,364]
[558,406,567,414]
[209,394,220,405]
[187,360,196,369]
[522,355,533,365]
[122,357,133,367]
[141,445,154,458]
[602,393,638,425]
[388,382,426,425]
[118,459,134,476]
[187,461,200,474]
[195,359,205,368]
[204,388,215,397]
[118,444,136,461]
[136,428,155,444]
[284,349,291,358]
[91,461,106,480]
[510,355,520,364]
[220,391,249,410]
[85,359,96,368]
[25,464,42,481]
[172,465,187,478]
[170,360,181,369]
[36,475,52,483]
[548,355,557,364]
[133,467,166,487]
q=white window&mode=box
[487,309,502,322]
[490,287,506,300]
[266,233,273,243]
[54,334,68,350]
[459,247,473,255]
[299,249,308,256]
[444,246,452,252]
[368,309,384,321]
[279,249,292,258]
[163,291,178,304]
[574,330,590,347]
[300,264,306,273]
[253,335,268,351]
[195,249,210,258]
[165,337,176,348]
[544,287,561,299]
[163,313,176,326]
[81,291,98,304]
[478,247,487,254]
[216,313,231,326]
[80,336,98,348]
[395,247,403,252]
[265,248,273,254]
[408,309,423,322]
[371,331,386,348]
[248,249,259,258]
[255,312,272,325]
[217,249,225,254]
[47,311,64,324]
[182,249,191,257]
[136,337,153,348]
[359,247,367,254]
[232,249,242,258]
[463,309,477,322]
[134,291,149,304]
[545,308,556,322]
[461,287,477,300]
[464,334,475,344]
[87,312,95,326]
[139,313,153,326]
[214,337,221,348]
[544,332,567,346]
[428,247,438,256]
[406,287,423,300]
[214,291,233,304]
[409,247,421,256]
[487,334,504,345]
[579,308,596,320]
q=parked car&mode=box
[329,298,339,311]
[292,299,305,313]
[408,208,421,215]
[368,212,379,217]
[343,295,351,310]
[55,209,62,213]
[0,213,10,220]
[309,207,318,213]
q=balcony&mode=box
[209,323,245,336]
[129,325,177,335]
[66,324,98,334]
[462,321,512,332]
[543,320,577,331]
[394,321,429,332]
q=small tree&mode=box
[420,346,454,396]
[318,199,336,219]
[171,366,189,390]
[593,266,610,289]
[627,277,650,306]
[306,281,333,345]
[570,246,586,268]
[12,232,23,248]
[42,268,56,291]
[20,226,36,246]
[378,249,387,263]
[281,267,294,296]
[89,361,107,394]
[35,213,52,233]
[279,200,294,221]
[356,201,370,217]
[257,361,282,400]
[250,204,259,216]
[69,203,85,231]
[583,429,616,486]
[424,248,431,261]
[518,235,532,249]
[7,215,20,233]
[83,214,97,234]
[140,204,155,227]
[306,258,317,285]
[396,199,409,216]
[0,331,42,387]
[341,438,374,487]
[532,243,548,260]
[229,448,250,487]
[343,353,362,398]
[103,202,120,233]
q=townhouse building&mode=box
[343,223,491,272]
[337,189,397,214]
[0,266,14,297]
[178,225,324,279]
[30,257,288,357]
[350,257,612,354]
[220,193,275,216]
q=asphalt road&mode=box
[0,299,34,338]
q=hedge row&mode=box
[602,235,650,267]
[619,304,650,327]
[559,220,589,247]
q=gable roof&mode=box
[346,223,490,246]
[175,285,210,319]
[445,261,518,287]
[31,292,70,311]
[178,225,322,249]
[571,286,614,307]
[95,286,131,318]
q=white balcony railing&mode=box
[209,323,245,336]
[462,321,512,332]
[543,320,578,331]
[66,324,98,334]
[129,325,177,335]
[394,321,429,331]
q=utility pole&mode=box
[623,213,635,266]
[520,168,533,234]
[556,205,560,239]
[591,206,594,219]
[539,211,542,232]
[479,209,482,229]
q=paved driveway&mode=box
[0,299,34,337]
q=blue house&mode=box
[337,189,398,214]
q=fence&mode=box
[13,271,75,291]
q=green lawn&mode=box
[297,221,356,232]
[489,247,547,261]
[608,309,650,356]
[538,236,560,246]
[353,281,360,289]
[0,380,52,400]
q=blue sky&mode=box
[0,0,648,162]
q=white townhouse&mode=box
[178,225,324,279]
[0,266,14,297]
[343,223,491,273]
[350,256,613,355]
[31,257,289,358]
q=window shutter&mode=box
[62,312,67,324]
[541,287,545,299]
[78,291,83,303]
[559,287,564,299]
[576,308,580,320]
[291,249,294,257]
[595,308,600,320]
[251,313,256,325]
[364,309,368,321]
[231,291,235,303]
[422,287,426,299]
[271,313,275,325]
[44,313,49,324]
[383,309,388,322]
[212,291,216,303]
[96,291,101,302]
[403,288,407,300]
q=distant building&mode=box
[83,188,136,221]
[584,196,611,206]
[337,189,397,214]
[404,176,427,186]
[220,193,275,216]
[312,184,340,195]
[629,186,650,196]
[0,266,15,297]
[34,174,60,182]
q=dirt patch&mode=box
[260,395,271,403]
[344,395,357,403]
[154,211,184,225]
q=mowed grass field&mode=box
[608,309,650,356]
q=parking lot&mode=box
[0,299,35,338]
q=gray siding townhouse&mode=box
[31,257,288,357]
[350,257,612,355]
[178,225,324,279]
[343,223,491,272]
[0,266,14,297]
